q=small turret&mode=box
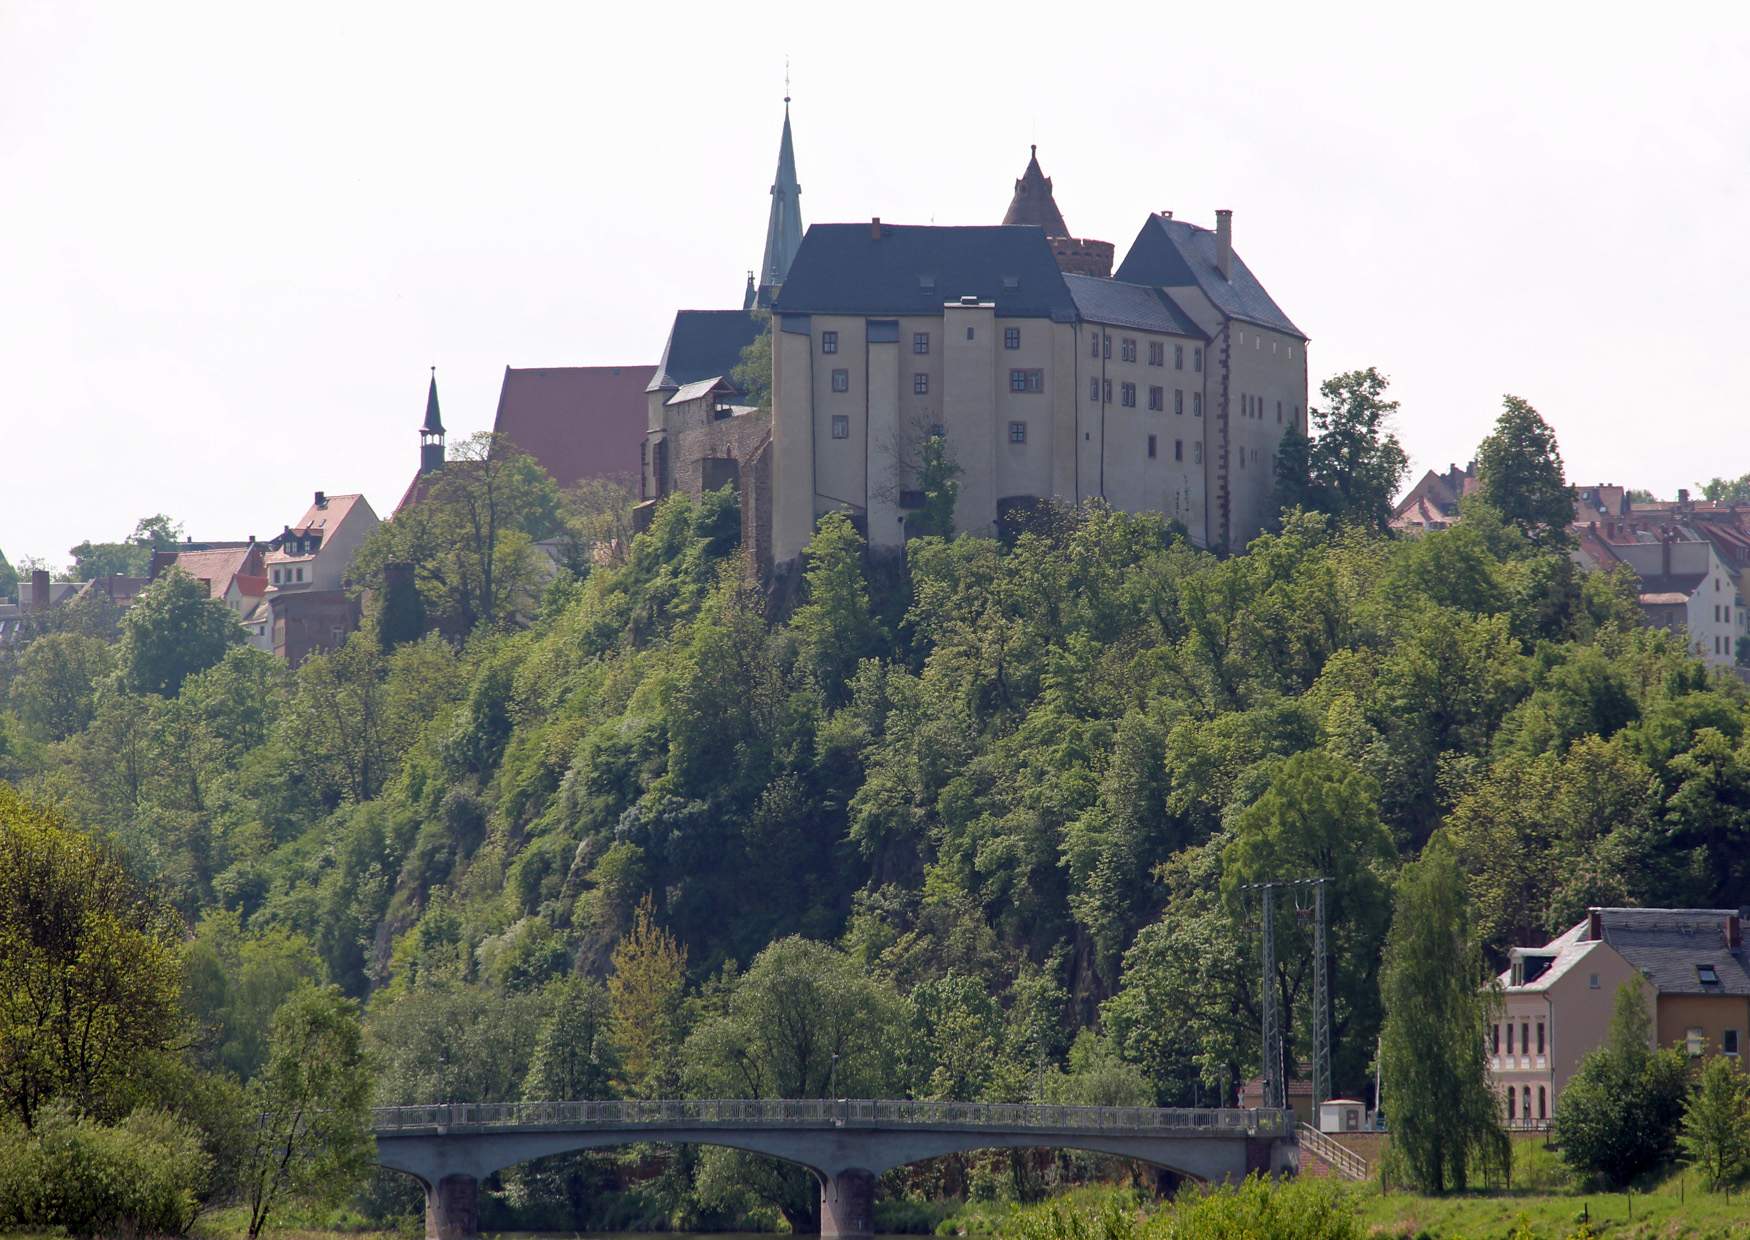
[420,367,445,474]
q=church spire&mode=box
[755,95,803,308]
[1002,144,1070,237]
[420,367,445,474]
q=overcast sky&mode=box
[4,2,1747,568]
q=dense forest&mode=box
[4,387,1749,1230]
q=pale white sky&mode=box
[4,2,1748,567]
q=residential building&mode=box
[149,540,265,617]
[1573,525,1740,669]
[1391,462,1477,533]
[0,570,148,644]
[1491,907,1750,1123]
[261,491,379,667]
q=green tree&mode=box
[1552,980,1689,1186]
[8,631,111,740]
[523,976,615,1101]
[239,982,374,1240]
[1281,367,1410,533]
[0,785,184,1126]
[791,512,885,705]
[1474,395,1572,546]
[117,568,242,696]
[184,910,325,1080]
[1698,473,1750,503]
[1681,1053,1750,1190]
[607,894,688,1097]
[68,514,183,580]
[909,433,961,538]
[1377,838,1507,1193]
[372,561,426,651]
[731,309,773,410]
[0,546,15,602]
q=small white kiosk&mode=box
[1318,1098,1367,1133]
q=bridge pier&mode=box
[424,1172,479,1240]
[819,1167,875,1240]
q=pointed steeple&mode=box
[756,97,803,308]
[420,367,445,474]
[1002,144,1070,237]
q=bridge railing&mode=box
[372,1099,1289,1137]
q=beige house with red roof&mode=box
[149,541,265,617]
[261,491,378,666]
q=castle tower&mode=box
[420,368,445,474]
[1000,146,1113,278]
[753,98,803,309]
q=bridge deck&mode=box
[373,1098,1288,1137]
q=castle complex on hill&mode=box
[482,101,1311,571]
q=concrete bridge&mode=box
[372,1098,1297,1239]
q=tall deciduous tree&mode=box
[240,982,374,1240]
[1377,838,1507,1193]
[1698,473,1750,503]
[523,976,615,1101]
[607,894,688,1097]
[1274,368,1408,533]
[0,785,183,1127]
[1474,395,1572,546]
[791,512,885,705]
[117,568,242,696]
[8,631,111,740]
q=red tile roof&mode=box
[157,544,262,599]
[491,365,654,489]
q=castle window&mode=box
[1010,368,1044,393]
[1121,382,1135,407]
[1148,386,1163,411]
[1008,421,1027,444]
[831,415,850,440]
[1005,327,1021,350]
[1121,337,1137,362]
[1237,330,1245,346]
[899,489,925,510]
[1102,333,1112,359]
[1089,378,1100,402]
[914,373,929,395]
[831,368,850,393]
[1194,442,1203,465]
[913,332,930,354]
[1090,333,1100,358]
[1175,344,1184,370]
[1175,389,1184,416]
[1175,439,1183,462]
[1193,393,1203,417]
[1277,400,1283,423]
[821,331,838,354]
[1103,379,1112,403]
[966,326,975,340]
[930,422,945,439]
[1194,347,1203,372]
[1149,341,1164,366]
[1147,434,1157,459]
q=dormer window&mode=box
[1699,964,1721,986]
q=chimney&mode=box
[28,569,50,613]
[1160,209,1173,220]
[1728,914,1742,950]
[1587,909,1603,942]
[314,490,327,509]
[1678,487,1690,507]
[1215,209,1233,281]
[869,217,882,240]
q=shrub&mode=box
[0,1103,211,1237]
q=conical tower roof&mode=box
[422,369,443,433]
[757,101,803,305]
[1002,145,1070,236]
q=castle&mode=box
[634,104,1311,567]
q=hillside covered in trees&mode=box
[4,392,1749,1229]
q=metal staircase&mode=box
[1297,1123,1370,1181]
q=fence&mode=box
[372,1099,1289,1137]
[1295,1123,1370,1181]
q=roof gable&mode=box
[650,311,764,392]
[775,223,1078,321]
[1115,215,1304,338]
[493,365,655,487]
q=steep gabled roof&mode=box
[649,311,764,393]
[492,365,654,487]
[159,545,259,599]
[1062,273,1206,338]
[1116,214,1305,338]
[775,223,1078,321]
[1596,908,1750,997]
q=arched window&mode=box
[1507,1088,1516,1120]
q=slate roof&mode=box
[650,311,764,393]
[1115,214,1305,338]
[1635,572,1707,599]
[492,365,654,487]
[1498,923,1600,993]
[1062,273,1206,339]
[776,223,1079,321]
[666,375,733,406]
[1595,908,1750,997]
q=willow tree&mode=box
[1378,838,1507,1192]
